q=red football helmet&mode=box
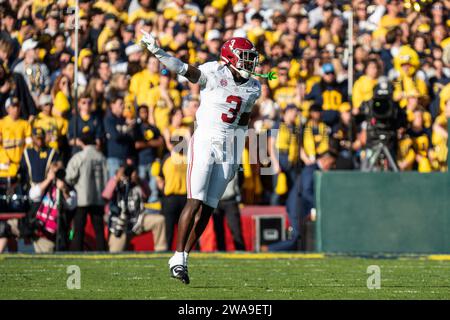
[220,37,259,79]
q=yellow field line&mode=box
[2,253,448,261]
[427,255,450,261]
[0,252,325,260]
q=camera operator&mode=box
[0,162,76,253]
[331,102,362,169]
[28,164,76,253]
[358,77,407,171]
[103,165,166,253]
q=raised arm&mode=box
[140,30,203,84]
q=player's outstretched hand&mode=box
[140,29,159,54]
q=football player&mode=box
[141,31,262,284]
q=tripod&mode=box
[361,135,399,172]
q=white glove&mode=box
[140,29,159,54]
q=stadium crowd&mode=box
[0,0,449,252]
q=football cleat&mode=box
[170,265,190,284]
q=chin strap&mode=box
[251,71,277,81]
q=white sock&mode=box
[169,251,185,268]
[184,252,189,267]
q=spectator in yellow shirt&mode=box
[301,103,330,165]
[130,55,160,106]
[407,109,432,172]
[272,60,298,110]
[97,14,120,54]
[162,0,201,22]
[128,0,157,24]
[397,130,415,171]
[378,0,404,30]
[144,69,181,133]
[51,74,71,117]
[352,59,380,110]
[33,95,67,151]
[0,97,32,178]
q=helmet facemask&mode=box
[232,48,259,79]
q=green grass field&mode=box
[0,253,449,300]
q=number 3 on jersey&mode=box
[221,95,242,124]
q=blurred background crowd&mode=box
[0,0,449,253]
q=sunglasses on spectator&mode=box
[80,99,92,105]
[432,5,443,10]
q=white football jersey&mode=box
[195,61,261,138]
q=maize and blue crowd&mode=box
[0,0,449,253]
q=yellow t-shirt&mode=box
[275,122,300,164]
[352,75,378,109]
[130,69,160,105]
[93,1,128,22]
[33,112,67,150]
[97,26,115,54]
[273,85,298,110]
[160,153,187,196]
[0,115,32,165]
[143,88,181,132]
[128,9,157,24]
[302,120,329,158]
[53,91,70,115]
[397,136,415,171]
[379,15,405,29]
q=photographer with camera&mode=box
[103,165,167,253]
[0,161,76,253]
[28,163,76,253]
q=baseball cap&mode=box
[124,24,135,33]
[125,43,142,56]
[323,2,333,10]
[78,48,93,67]
[5,96,19,109]
[35,11,45,20]
[206,29,221,41]
[285,104,298,112]
[196,15,206,23]
[105,39,120,52]
[22,38,38,52]
[308,28,320,39]
[322,63,335,74]
[339,102,351,113]
[105,13,118,21]
[18,18,33,28]
[32,127,45,138]
[39,95,52,106]
[310,103,322,112]
[48,10,60,19]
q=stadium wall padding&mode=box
[314,171,450,253]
